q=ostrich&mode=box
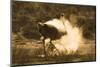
[37,14,67,59]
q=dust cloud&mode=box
[45,17,95,55]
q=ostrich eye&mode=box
[44,24,47,27]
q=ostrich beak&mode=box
[38,22,44,27]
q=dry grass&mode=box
[12,33,96,66]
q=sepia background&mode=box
[11,1,96,66]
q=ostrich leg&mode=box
[50,40,61,56]
[42,37,48,61]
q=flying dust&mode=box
[44,16,95,55]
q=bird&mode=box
[38,22,66,41]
